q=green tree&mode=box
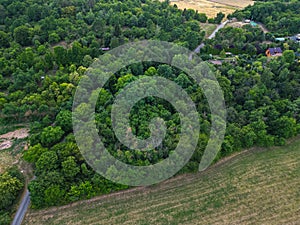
[283,50,295,64]
[0,31,10,48]
[54,46,68,66]
[0,212,11,225]
[196,13,207,23]
[62,156,80,179]
[220,49,226,58]
[55,110,72,133]
[110,37,119,48]
[0,172,24,210]
[40,126,64,147]
[273,116,297,139]
[35,151,59,174]
[13,25,32,46]
[82,55,93,67]
[85,11,95,25]
[67,181,95,202]
[23,144,48,163]
[214,12,225,24]
[44,185,65,206]
[49,32,60,44]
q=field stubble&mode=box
[24,137,300,225]
[170,0,254,18]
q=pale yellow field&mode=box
[171,0,254,18]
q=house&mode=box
[289,34,300,43]
[101,47,110,51]
[266,47,283,57]
[245,19,251,23]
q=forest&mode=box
[0,0,299,223]
[230,0,300,35]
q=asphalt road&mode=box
[207,20,229,40]
[12,190,30,225]
[190,20,229,59]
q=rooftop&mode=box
[268,47,282,55]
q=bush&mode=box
[0,212,11,225]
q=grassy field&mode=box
[200,23,217,38]
[24,137,300,224]
[171,0,254,18]
[0,151,15,173]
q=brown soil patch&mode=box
[0,140,13,151]
[52,40,69,49]
[0,128,29,140]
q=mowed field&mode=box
[24,138,300,225]
[171,0,254,18]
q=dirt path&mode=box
[257,22,270,33]
[226,21,270,34]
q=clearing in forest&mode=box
[0,128,29,172]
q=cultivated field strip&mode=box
[24,139,300,225]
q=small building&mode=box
[228,17,237,23]
[290,34,300,43]
[208,60,222,66]
[244,19,251,23]
[275,37,285,42]
[266,47,283,57]
[250,21,258,27]
[101,47,110,51]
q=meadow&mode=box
[24,137,300,224]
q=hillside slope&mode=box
[24,138,300,225]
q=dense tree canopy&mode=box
[230,0,300,35]
[0,0,299,211]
